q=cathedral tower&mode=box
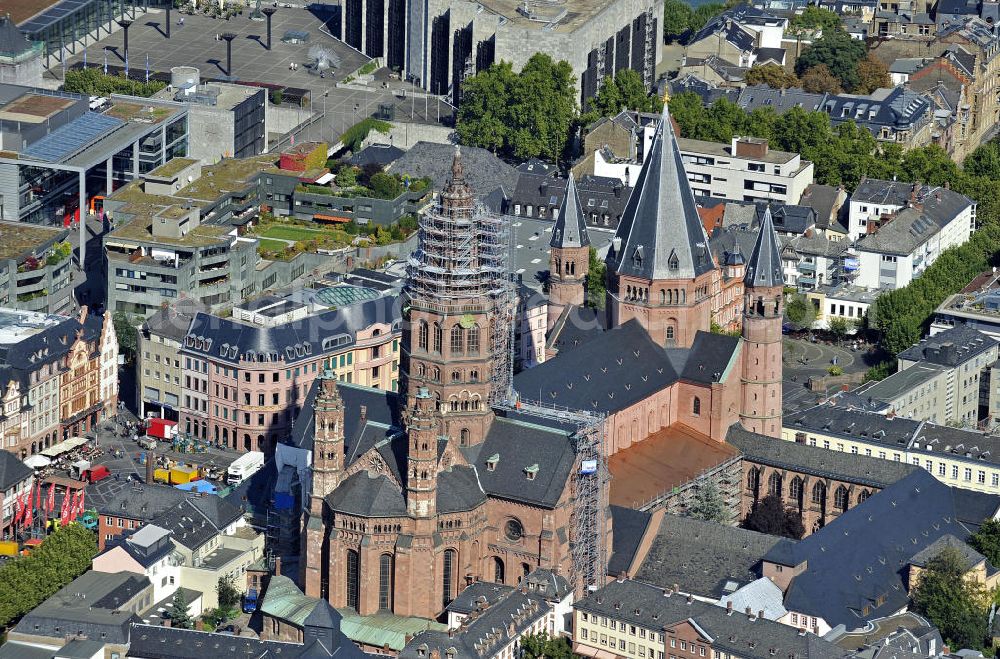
[405,387,439,519]
[740,207,784,437]
[547,174,591,330]
[605,104,716,348]
[302,370,344,597]
[401,148,510,446]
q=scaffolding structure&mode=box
[509,397,609,594]
[404,172,515,406]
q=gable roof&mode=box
[745,207,783,289]
[0,450,31,490]
[609,105,715,281]
[550,174,590,249]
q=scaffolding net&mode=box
[508,398,609,595]
[404,161,515,406]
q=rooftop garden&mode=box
[249,213,418,260]
[64,68,167,98]
[299,161,432,201]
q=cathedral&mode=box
[297,104,785,620]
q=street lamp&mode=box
[262,7,277,50]
[221,32,237,79]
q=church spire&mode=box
[551,174,590,249]
[608,103,713,281]
[745,207,783,290]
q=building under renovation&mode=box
[290,105,786,624]
[337,0,662,104]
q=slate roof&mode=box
[680,333,741,384]
[757,203,817,235]
[745,207,783,289]
[783,405,922,448]
[727,425,918,488]
[609,105,715,281]
[325,471,407,517]
[720,577,788,620]
[576,579,846,659]
[635,514,796,598]
[550,174,590,249]
[288,381,402,453]
[769,469,976,628]
[608,505,653,576]
[738,86,829,114]
[822,88,932,136]
[668,74,741,106]
[514,320,680,415]
[126,622,366,658]
[512,172,630,230]
[390,141,518,200]
[897,324,996,367]
[446,581,514,615]
[89,480,188,519]
[465,414,575,508]
[12,571,146,645]
[0,450,31,490]
[907,533,986,568]
[347,143,405,168]
[180,295,400,366]
[149,496,244,551]
[143,299,202,342]
[799,184,846,231]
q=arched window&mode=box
[451,370,461,383]
[379,554,393,611]
[460,428,470,445]
[346,550,360,611]
[660,289,665,305]
[418,321,429,351]
[857,489,871,505]
[243,434,251,451]
[493,557,505,584]
[450,325,464,355]
[789,476,803,505]
[433,323,442,353]
[811,481,826,505]
[666,326,675,342]
[692,397,701,416]
[442,549,456,607]
[468,325,480,355]
[521,563,531,580]
[747,469,759,493]
[834,486,849,512]
[768,472,782,497]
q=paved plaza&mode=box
[62,7,454,145]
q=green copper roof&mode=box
[258,575,321,626]
[337,611,447,651]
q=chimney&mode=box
[448,628,455,638]
[360,406,367,424]
[758,609,764,620]
[943,647,950,655]
[274,556,282,576]
[746,607,754,619]
[163,619,172,628]
[146,452,155,484]
[798,628,807,636]
[687,594,693,605]
[195,619,205,631]
[727,601,733,615]
[79,305,89,325]
[673,583,679,593]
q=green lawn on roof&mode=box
[257,238,289,252]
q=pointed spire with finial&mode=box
[744,206,783,289]
[550,174,590,249]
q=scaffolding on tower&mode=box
[504,397,609,595]
[404,184,515,407]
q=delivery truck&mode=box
[226,451,265,485]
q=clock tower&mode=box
[400,148,503,447]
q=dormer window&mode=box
[632,247,643,269]
[668,249,679,270]
[525,464,539,480]
[486,453,499,471]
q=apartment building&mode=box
[851,180,976,290]
[0,306,117,458]
[178,294,400,452]
[678,137,814,204]
[0,223,75,315]
[138,302,200,421]
[783,405,1000,496]
[861,325,998,426]
[0,450,32,540]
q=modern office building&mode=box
[0,16,44,86]
[0,84,188,263]
[0,222,75,314]
[335,0,662,104]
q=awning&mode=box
[23,454,51,468]
[314,172,334,185]
[40,436,89,457]
[573,643,618,659]
[314,213,350,223]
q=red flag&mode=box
[76,489,86,519]
[23,488,33,529]
[46,483,55,514]
[13,490,24,527]
[58,495,67,526]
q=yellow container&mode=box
[169,465,199,485]
[153,468,171,483]
[0,540,18,556]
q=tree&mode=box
[369,172,403,199]
[968,519,1000,567]
[113,311,138,363]
[63,68,166,98]
[800,65,843,94]
[217,574,242,613]
[521,632,574,659]
[743,494,805,539]
[690,2,725,31]
[663,0,694,40]
[785,294,816,328]
[855,54,891,94]
[744,64,800,89]
[589,69,662,119]
[335,165,358,188]
[165,588,195,629]
[788,6,842,33]
[911,547,988,650]
[457,54,577,161]
[828,317,849,342]
[795,30,866,91]
[585,247,607,310]
[689,481,728,523]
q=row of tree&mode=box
[64,68,167,98]
[0,525,98,629]
[662,0,735,40]
[457,57,661,161]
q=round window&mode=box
[505,519,523,542]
